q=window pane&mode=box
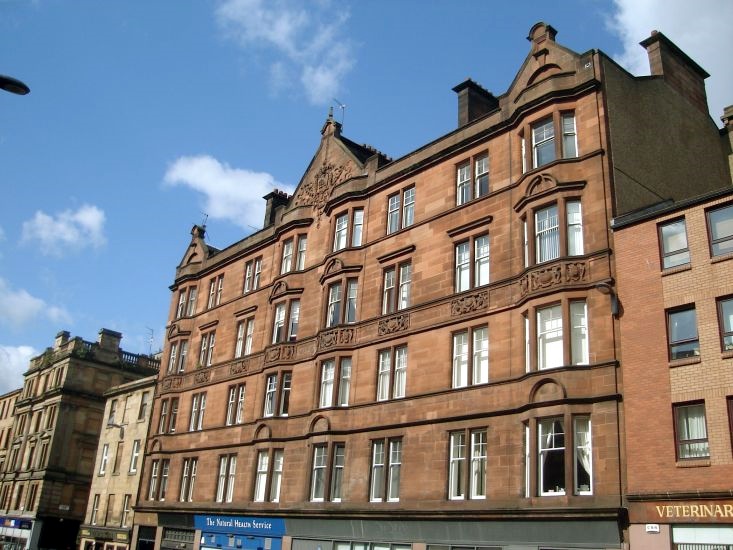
[676,403,709,459]
[660,219,690,268]
[536,205,559,263]
[338,358,351,406]
[668,308,699,359]
[566,201,584,256]
[533,118,556,167]
[455,242,470,292]
[456,164,471,205]
[538,305,563,369]
[387,195,400,234]
[377,351,391,401]
[398,263,411,310]
[709,204,733,256]
[570,301,588,365]
[539,418,565,495]
[352,209,364,246]
[473,327,489,384]
[370,441,385,501]
[320,361,335,408]
[574,417,592,494]
[393,347,407,398]
[449,432,465,499]
[388,440,401,501]
[561,113,577,158]
[720,298,733,350]
[471,430,487,498]
[383,268,396,315]
[402,187,415,228]
[475,155,489,197]
[452,332,468,388]
[474,236,490,287]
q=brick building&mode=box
[135,23,729,550]
[78,375,157,550]
[613,187,733,549]
[0,330,159,550]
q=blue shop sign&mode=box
[194,515,285,537]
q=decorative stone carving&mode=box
[451,291,489,316]
[230,360,249,376]
[194,371,211,385]
[319,328,355,350]
[565,261,587,283]
[265,344,296,363]
[161,376,183,391]
[519,260,589,296]
[293,162,352,225]
[378,314,410,335]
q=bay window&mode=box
[523,198,584,267]
[527,415,592,497]
[532,300,588,370]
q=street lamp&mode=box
[0,74,30,95]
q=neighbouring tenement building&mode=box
[0,330,159,550]
[78,375,157,550]
[134,23,730,550]
[613,119,733,548]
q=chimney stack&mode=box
[263,189,290,227]
[640,30,710,116]
[452,79,499,127]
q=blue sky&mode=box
[1,0,731,394]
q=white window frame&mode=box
[280,238,293,274]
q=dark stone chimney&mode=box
[263,189,290,227]
[452,79,499,127]
[640,30,710,115]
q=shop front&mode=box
[194,515,285,550]
[628,499,733,549]
[78,526,131,550]
[0,516,32,550]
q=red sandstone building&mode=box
[135,23,729,550]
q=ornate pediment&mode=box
[320,258,363,284]
[513,174,586,212]
[293,162,353,225]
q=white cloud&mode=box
[21,204,106,256]
[215,0,354,105]
[0,345,36,395]
[607,0,733,122]
[0,277,71,327]
[163,155,293,229]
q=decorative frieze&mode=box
[230,360,249,376]
[265,344,297,363]
[519,260,589,296]
[161,376,183,391]
[451,291,489,316]
[378,314,410,335]
[319,328,355,350]
[194,371,211,385]
[293,162,352,225]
